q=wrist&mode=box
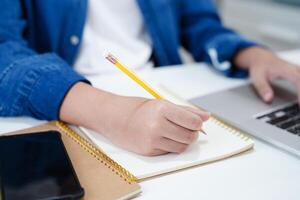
[96,95,150,137]
[234,46,274,70]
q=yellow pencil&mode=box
[104,52,207,135]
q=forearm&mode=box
[59,82,148,136]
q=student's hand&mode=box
[60,82,210,156]
[234,46,300,103]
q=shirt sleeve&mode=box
[0,0,89,120]
[179,0,257,78]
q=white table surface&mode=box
[1,50,300,200]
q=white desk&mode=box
[1,50,300,200]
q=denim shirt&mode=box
[0,0,256,120]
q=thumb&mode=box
[251,70,274,103]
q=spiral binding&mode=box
[208,116,251,142]
[55,121,138,184]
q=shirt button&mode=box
[70,35,79,46]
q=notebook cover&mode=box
[4,121,141,200]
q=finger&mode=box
[279,65,300,104]
[162,120,198,144]
[156,137,188,153]
[146,149,168,156]
[164,104,203,131]
[179,105,210,121]
[296,83,300,105]
[251,69,274,103]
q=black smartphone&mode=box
[0,131,84,200]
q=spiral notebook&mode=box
[79,87,254,180]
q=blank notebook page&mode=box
[80,87,254,180]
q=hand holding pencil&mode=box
[101,52,210,155]
[104,52,208,135]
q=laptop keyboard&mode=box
[257,103,300,136]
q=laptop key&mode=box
[286,110,300,118]
[287,124,300,135]
[277,120,297,129]
[283,104,299,113]
[268,115,289,125]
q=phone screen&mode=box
[0,131,84,200]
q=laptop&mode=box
[190,80,300,157]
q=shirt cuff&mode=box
[204,33,257,78]
[29,56,90,120]
[5,53,90,120]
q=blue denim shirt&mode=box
[0,0,256,120]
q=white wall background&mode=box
[215,0,300,51]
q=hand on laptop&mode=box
[234,46,300,104]
[60,82,210,156]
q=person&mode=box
[1,0,299,156]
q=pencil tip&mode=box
[102,50,110,58]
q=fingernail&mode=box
[203,112,211,121]
[264,92,273,102]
